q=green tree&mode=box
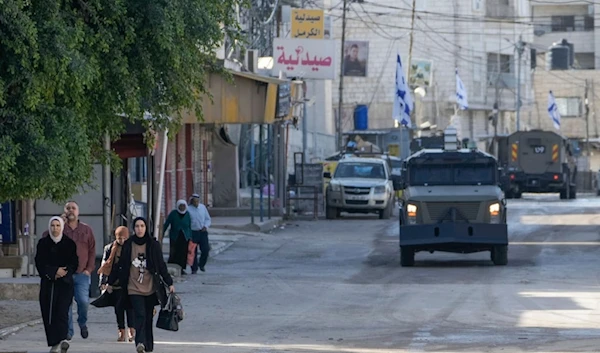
[0,0,243,202]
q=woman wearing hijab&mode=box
[115,217,174,353]
[35,216,78,353]
[98,226,135,342]
[163,200,192,275]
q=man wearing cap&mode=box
[188,193,212,273]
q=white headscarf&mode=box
[48,216,64,244]
[176,199,188,214]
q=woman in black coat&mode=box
[111,217,174,353]
[35,216,78,353]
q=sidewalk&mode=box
[210,216,282,233]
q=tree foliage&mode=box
[0,0,243,202]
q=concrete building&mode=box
[529,0,600,170]
[326,0,533,151]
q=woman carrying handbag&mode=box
[114,217,174,353]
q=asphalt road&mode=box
[2,194,600,352]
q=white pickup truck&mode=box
[325,157,396,219]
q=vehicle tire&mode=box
[514,192,522,199]
[379,202,392,220]
[560,187,568,200]
[400,246,415,267]
[597,189,600,196]
[326,206,338,220]
[491,245,508,266]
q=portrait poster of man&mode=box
[343,41,368,77]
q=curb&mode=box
[0,319,42,340]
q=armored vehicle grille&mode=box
[425,202,481,221]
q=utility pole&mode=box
[301,0,308,162]
[399,0,417,159]
[336,0,348,152]
[585,79,590,158]
[491,22,500,156]
[516,34,525,131]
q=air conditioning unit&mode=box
[245,49,258,73]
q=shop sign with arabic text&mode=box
[291,9,324,39]
[272,38,335,80]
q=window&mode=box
[575,53,595,69]
[551,16,575,32]
[408,163,496,186]
[487,53,513,87]
[555,97,581,117]
[334,162,387,179]
[584,15,594,30]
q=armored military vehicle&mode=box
[398,127,508,266]
[498,130,577,199]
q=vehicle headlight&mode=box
[489,202,500,223]
[407,203,417,225]
[374,186,386,194]
[330,184,341,192]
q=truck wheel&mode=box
[326,206,338,220]
[379,202,392,219]
[400,246,415,267]
[491,246,508,266]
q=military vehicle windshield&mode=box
[408,163,496,186]
[334,162,386,179]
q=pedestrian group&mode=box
[35,194,211,353]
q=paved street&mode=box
[3,195,600,352]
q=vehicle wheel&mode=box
[514,192,522,199]
[400,246,415,267]
[491,245,508,266]
[596,189,600,196]
[379,202,392,219]
[505,190,513,199]
[326,206,338,220]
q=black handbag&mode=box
[156,293,183,331]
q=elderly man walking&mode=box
[188,193,212,273]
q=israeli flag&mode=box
[393,54,413,127]
[456,68,468,110]
[548,90,561,130]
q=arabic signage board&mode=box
[291,9,324,39]
[408,59,433,87]
[272,38,335,80]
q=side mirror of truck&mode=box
[323,172,332,179]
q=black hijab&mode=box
[131,217,151,245]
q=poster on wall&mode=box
[343,40,369,77]
[408,59,433,87]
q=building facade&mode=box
[327,0,533,150]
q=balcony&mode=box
[534,15,594,35]
[486,2,515,19]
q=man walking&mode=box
[188,193,212,273]
[63,201,96,340]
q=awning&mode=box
[182,70,291,125]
